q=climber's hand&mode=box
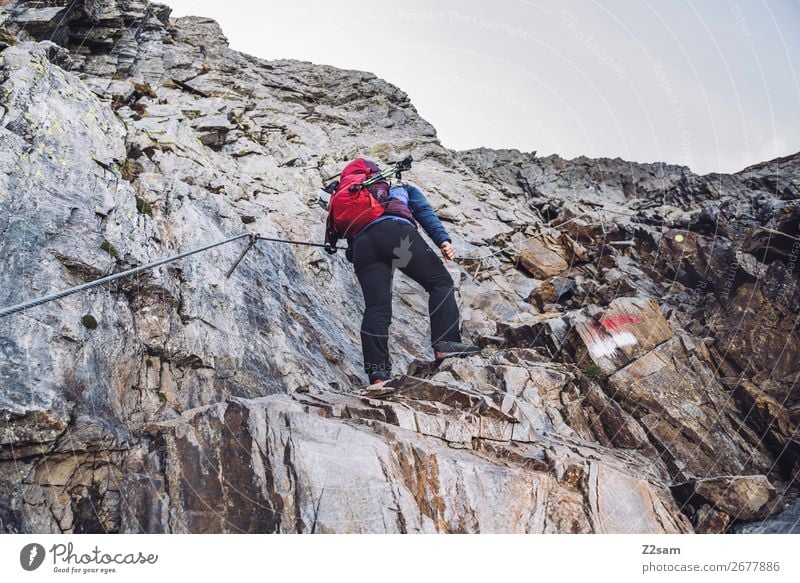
[440,241,456,261]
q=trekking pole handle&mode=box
[396,155,413,171]
[394,155,412,181]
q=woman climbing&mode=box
[324,157,480,384]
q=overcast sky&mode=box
[163,0,799,175]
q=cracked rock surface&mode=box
[1,1,798,533]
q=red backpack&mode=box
[327,158,385,239]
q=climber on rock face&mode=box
[324,157,481,384]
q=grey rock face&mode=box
[139,370,693,534]
[0,1,797,533]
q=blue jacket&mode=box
[402,183,451,247]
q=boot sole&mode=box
[434,350,481,361]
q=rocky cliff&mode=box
[0,1,797,534]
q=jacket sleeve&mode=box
[403,184,451,247]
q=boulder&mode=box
[569,297,673,374]
[506,232,569,278]
[671,475,777,522]
[608,337,774,481]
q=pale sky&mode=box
[164,0,800,175]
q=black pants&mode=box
[353,219,461,376]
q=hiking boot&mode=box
[368,371,392,385]
[433,341,482,360]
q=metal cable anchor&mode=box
[225,233,258,278]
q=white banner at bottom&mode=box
[1,534,797,583]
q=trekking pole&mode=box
[349,155,413,192]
